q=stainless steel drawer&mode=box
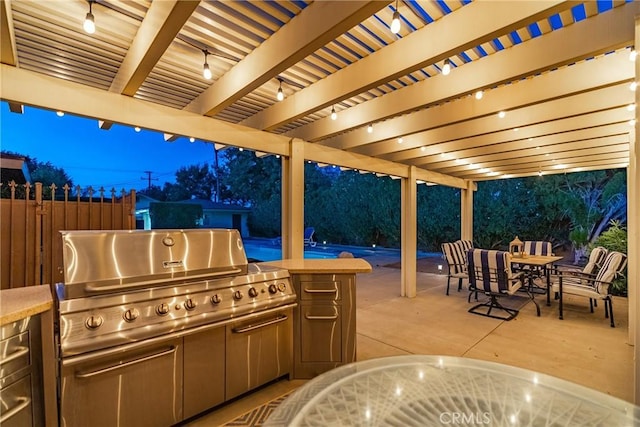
[0,374,33,427]
[0,331,31,384]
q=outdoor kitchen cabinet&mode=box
[292,273,356,379]
[183,326,226,420]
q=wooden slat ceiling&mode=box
[3,0,637,181]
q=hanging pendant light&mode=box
[330,106,337,120]
[83,0,96,34]
[390,0,401,34]
[442,59,451,76]
[202,50,212,80]
[276,78,284,101]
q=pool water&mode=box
[242,240,429,262]
[243,244,335,261]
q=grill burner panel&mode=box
[57,264,295,356]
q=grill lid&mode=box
[58,229,248,298]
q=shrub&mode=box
[592,220,627,296]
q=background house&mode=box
[136,196,250,237]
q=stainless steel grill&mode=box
[54,229,296,426]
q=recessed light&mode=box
[630,82,638,91]
[134,126,141,132]
[56,111,64,117]
[189,137,195,143]
[498,111,506,118]
[475,90,483,100]
[397,137,403,143]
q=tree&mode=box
[137,184,167,201]
[1,150,73,199]
[532,169,627,260]
[173,163,217,200]
[473,178,542,249]
[223,148,279,205]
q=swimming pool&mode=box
[242,239,428,262]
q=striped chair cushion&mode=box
[583,246,608,275]
[523,241,552,256]
[594,251,627,294]
[442,242,468,276]
[456,239,473,251]
[467,249,520,295]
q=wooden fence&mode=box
[0,182,136,290]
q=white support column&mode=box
[633,16,640,405]
[629,127,637,349]
[401,166,417,298]
[460,180,475,241]
[282,138,305,259]
[281,154,291,259]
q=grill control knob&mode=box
[268,284,278,294]
[233,290,243,300]
[156,303,170,316]
[184,299,196,311]
[85,315,103,330]
[210,294,222,305]
[123,309,139,322]
[248,287,258,298]
[277,282,287,292]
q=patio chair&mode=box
[456,239,473,251]
[523,240,553,256]
[304,227,317,247]
[467,249,539,321]
[553,251,627,327]
[551,246,608,306]
[520,240,554,292]
[441,242,469,296]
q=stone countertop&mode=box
[260,258,372,274]
[0,286,54,326]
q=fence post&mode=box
[35,183,43,285]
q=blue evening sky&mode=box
[0,101,217,191]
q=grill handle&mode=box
[305,314,339,320]
[75,346,177,379]
[0,397,31,424]
[231,315,288,334]
[0,346,29,365]
[303,288,337,294]
[84,268,243,293]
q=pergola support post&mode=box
[401,166,417,298]
[632,15,640,405]
[282,138,305,259]
[461,180,475,242]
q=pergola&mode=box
[1,0,639,402]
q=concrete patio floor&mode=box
[186,261,634,426]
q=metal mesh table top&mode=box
[266,355,638,427]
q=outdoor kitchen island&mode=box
[261,258,372,379]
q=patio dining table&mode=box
[512,254,563,305]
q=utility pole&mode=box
[141,170,158,190]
